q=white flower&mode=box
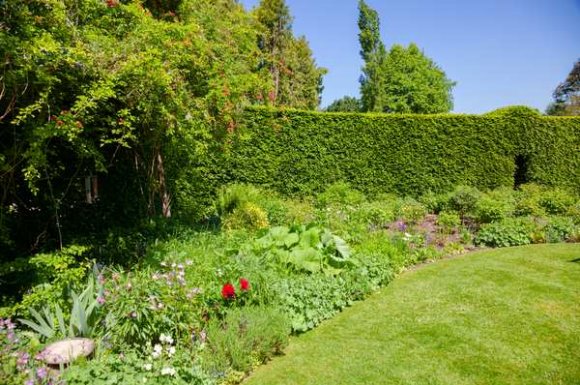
[161,367,176,377]
[167,346,176,356]
[143,363,152,371]
[160,262,167,267]
[185,260,193,266]
[159,334,173,345]
[152,344,163,358]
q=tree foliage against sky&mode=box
[357,0,454,114]
[324,96,362,112]
[358,0,387,112]
[547,58,580,116]
[253,0,326,109]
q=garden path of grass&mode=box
[245,244,580,385]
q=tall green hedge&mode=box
[222,107,580,198]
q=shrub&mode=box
[63,348,213,385]
[539,188,576,215]
[514,183,545,217]
[203,306,289,375]
[447,185,481,219]
[419,191,448,214]
[436,211,461,234]
[544,217,576,243]
[316,182,366,208]
[395,198,427,225]
[349,201,395,232]
[475,218,535,247]
[567,202,580,224]
[9,245,93,318]
[222,203,270,232]
[275,274,353,332]
[249,225,353,275]
[99,264,208,348]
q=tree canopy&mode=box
[357,1,454,114]
[0,0,324,256]
[546,59,580,116]
[325,96,362,112]
[253,0,326,109]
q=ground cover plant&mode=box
[244,244,580,385]
[1,182,579,385]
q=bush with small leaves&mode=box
[436,211,461,234]
[395,198,427,225]
[447,185,481,219]
[539,188,577,215]
[222,203,270,232]
[475,218,535,248]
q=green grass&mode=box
[245,244,580,385]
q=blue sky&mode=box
[239,0,580,113]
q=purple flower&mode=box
[16,352,29,370]
[36,366,48,379]
[397,220,407,232]
[97,296,106,305]
[25,379,34,385]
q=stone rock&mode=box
[40,338,95,365]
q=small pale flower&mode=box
[185,260,193,266]
[160,262,167,267]
[177,264,184,270]
[161,367,176,376]
[153,344,163,354]
[167,346,176,356]
[143,363,152,371]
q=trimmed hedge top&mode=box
[225,107,580,197]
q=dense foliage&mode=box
[253,0,326,109]
[324,96,362,112]
[0,0,324,258]
[2,182,579,384]
[357,1,454,113]
[546,58,579,116]
[228,107,580,197]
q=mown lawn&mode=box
[245,244,580,385]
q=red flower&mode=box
[239,278,250,292]
[221,283,235,300]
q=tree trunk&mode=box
[155,149,171,218]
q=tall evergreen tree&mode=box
[358,0,387,112]
[253,0,326,109]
